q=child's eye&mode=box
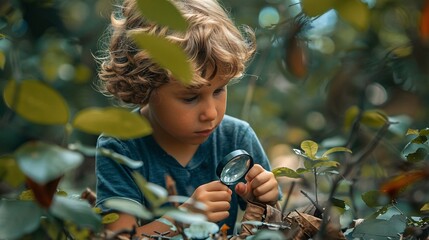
[183,96,198,103]
[214,87,225,95]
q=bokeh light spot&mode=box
[258,6,280,28]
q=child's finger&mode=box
[252,180,278,198]
[234,182,249,197]
[244,164,265,182]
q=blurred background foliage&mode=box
[0,0,429,218]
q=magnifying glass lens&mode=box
[217,150,254,185]
[220,156,250,184]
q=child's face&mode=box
[146,75,229,146]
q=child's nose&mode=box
[200,99,217,121]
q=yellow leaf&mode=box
[102,213,120,224]
[321,147,352,158]
[301,0,338,17]
[66,222,91,240]
[93,207,102,214]
[3,80,69,125]
[0,51,5,70]
[361,110,389,128]
[19,190,35,201]
[343,106,388,130]
[56,190,68,196]
[421,203,429,212]
[406,128,419,136]
[343,105,359,132]
[391,46,413,58]
[0,155,25,187]
[300,140,318,159]
[335,0,370,31]
[128,31,193,85]
[72,107,152,139]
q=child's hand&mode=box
[235,164,279,206]
[184,180,232,222]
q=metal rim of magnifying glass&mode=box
[216,149,254,185]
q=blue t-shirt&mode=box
[95,114,274,234]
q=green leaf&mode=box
[335,0,370,31]
[321,147,352,158]
[352,214,407,239]
[411,135,428,144]
[98,147,143,169]
[271,167,301,178]
[331,197,346,209]
[312,160,340,169]
[146,182,168,200]
[303,159,313,169]
[3,80,69,125]
[0,200,42,239]
[301,0,338,17]
[15,141,83,185]
[406,148,427,163]
[300,140,318,159]
[104,198,153,220]
[0,155,26,187]
[296,167,311,174]
[50,196,102,231]
[420,128,429,136]
[292,148,307,158]
[132,172,167,208]
[136,0,188,32]
[362,190,389,208]
[185,221,219,239]
[72,107,152,140]
[41,218,65,240]
[129,32,193,84]
[164,209,206,224]
[253,229,286,239]
[156,216,178,231]
[401,141,429,161]
[68,142,97,156]
[69,143,144,169]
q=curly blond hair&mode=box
[96,0,256,105]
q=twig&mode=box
[299,190,324,214]
[164,174,187,240]
[240,46,270,121]
[281,181,295,215]
[316,122,391,239]
[313,168,319,205]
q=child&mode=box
[95,0,280,237]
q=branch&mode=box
[316,122,391,239]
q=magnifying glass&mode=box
[216,149,254,185]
